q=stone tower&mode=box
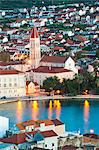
[30,27,41,68]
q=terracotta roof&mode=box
[0,130,57,145]
[40,55,68,63]
[0,69,22,75]
[41,130,58,138]
[33,66,71,73]
[83,134,99,139]
[51,119,64,126]
[76,35,87,42]
[0,61,25,66]
[67,39,74,45]
[52,46,65,51]
[16,119,54,130]
[62,145,77,150]
[31,27,39,38]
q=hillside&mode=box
[0,0,97,9]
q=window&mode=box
[4,84,6,87]
[14,78,16,81]
[52,143,54,146]
[9,83,12,87]
[14,83,17,87]
[45,144,47,147]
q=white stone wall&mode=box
[55,124,65,135]
[64,57,78,74]
[32,71,75,85]
[44,136,58,150]
[0,73,26,98]
[40,62,64,68]
[0,116,9,138]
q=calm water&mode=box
[0,99,99,134]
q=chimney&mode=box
[49,66,52,70]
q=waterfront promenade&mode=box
[0,94,99,104]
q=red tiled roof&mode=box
[41,130,58,138]
[83,134,99,139]
[62,145,77,150]
[76,35,87,42]
[0,69,22,75]
[67,39,74,45]
[16,119,54,130]
[31,27,39,38]
[0,130,58,144]
[0,61,25,66]
[40,55,68,63]
[33,66,71,73]
[52,46,65,51]
[51,119,64,126]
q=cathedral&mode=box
[28,27,78,85]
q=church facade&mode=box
[28,27,78,85]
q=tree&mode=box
[75,74,84,94]
[43,76,61,93]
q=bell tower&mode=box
[30,27,41,68]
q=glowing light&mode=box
[84,100,90,133]
[28,59,31,65]
[32,100,38,109]
[56,100,61,109]
[56,90,60,94]
[56,100,61,119]
[54,100,57,108]
[84,100,89,107]
[16,100,23,122]
[90,129,94,134]
[32,101,39,120]
[48,100,53,119]
[49,100,53,109]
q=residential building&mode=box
[0,116,9,138]
[0,69,26,98]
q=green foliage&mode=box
[43,71,99,95]
[75,23,87,30]
[43,76,61,92]
[96,50,99,58]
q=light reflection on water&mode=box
[48,100,61,119]
[84,100,90,133]
[0,99,99,133]
[16,100,23,122]
[31,100,39,121]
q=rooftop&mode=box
[40,55,69,63]
[0,69,23,75]
[32,66,71,73]
[51,119,64,126]
[16,119,54,130]
[0,130,58,145]
[31,27,39,38]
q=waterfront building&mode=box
[0,116,9,138]
[0,130,58,150]
[16,119,65,135]
[0,69,26,98]
[27,27,78,85]
[0,119,65,150]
